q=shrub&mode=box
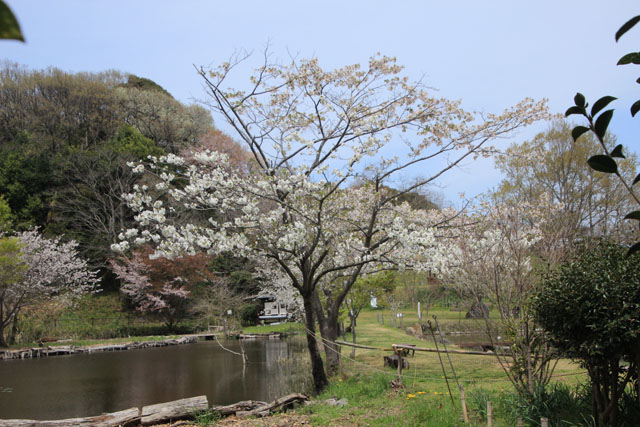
[534,241,640,426]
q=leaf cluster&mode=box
[534,241,640,363]
[565,15,640,255]
[0,0,23,42]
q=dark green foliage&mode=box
[383,185,440,210]
[566,16,640,257]
[239,302,261,326]
[228,270,259,294]
[497,383,592,427]
[209,253,259,294]
[123,74,173,98]
[48,145,140,269]
[588,154,618,174]
[535,242,640,363]
[534,241,640,425]
[631,100,640,117]
[0,0,24,41]
[0,132,52,229]
[611,144,625,158]
[109,124,164,159]
[592,96,617,117]
[616,16,640,41]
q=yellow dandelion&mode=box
[417,391,425,394]
[407,394,416,398]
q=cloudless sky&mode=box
[3,1,638,205]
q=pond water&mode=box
[0,338,310,421]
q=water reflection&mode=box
[0,338,309,420]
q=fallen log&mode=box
[211,400,268,416]
[140,395,208,425]
[0,393,305,425]
[0,407,140,427]
[236,393,308,418]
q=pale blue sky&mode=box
[3,1,638,204]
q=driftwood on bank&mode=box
[0,407,140,427]
[234,393,309,418]
[0,393,309,426]
[140,395,208,425]
[211,400,268,416]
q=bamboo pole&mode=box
[428,320,456,411]
[459,384,469,424]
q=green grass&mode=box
[293,306,588,426]
[11,292,194,347]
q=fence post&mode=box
[381,314,384,325]
[459,384,469,424]
[393,345,403,386]
[540,417,549,427]
[517,418,523,427]
[487,401,492,427]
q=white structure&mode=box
[258,295,289,323]
[370,295,377,308]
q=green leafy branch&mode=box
[566,15,640,255]
[0,0,23,42]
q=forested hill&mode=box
[0,63,214,287]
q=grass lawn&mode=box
[266,308,588,426]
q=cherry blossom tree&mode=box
[446,198,570,397]
[0,230,98,347]
[110,247,218,330]
[114,53,547,392]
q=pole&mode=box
[433,315,461,390]
[428,320,456,410]
[459,384,469,424]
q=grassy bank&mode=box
[228,308,588,426]
[11,296,591,425]
[9,293,199,347]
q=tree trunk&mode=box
[302,297,328,393]
[8,311,18,345]
[0,322,7,348]
[319,318,341,377]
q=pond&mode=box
[0,338,310,421]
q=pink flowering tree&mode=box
[113,53,548,392]
[110,247,217,330]
[0,230,99,347]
